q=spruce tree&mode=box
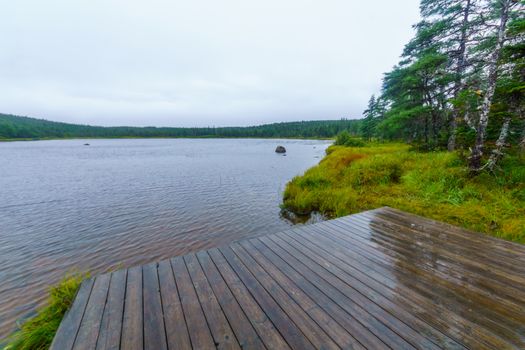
[469,0,523,171]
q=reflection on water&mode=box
[0,138,330,337]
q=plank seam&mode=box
[194,253,243,348]
[169,259,193,350]
[325,219,525,323]
[141,267,145,350]
[279,230,440,349]
[229,243,335,349]
[201,250,270,350]
[236,240,346,349]
[181,256,216,348]
[256,235,384,350]
[289,224,512,349]
[71,278,96,350]
[93,273,112,350]
[118,269,129,350]
[285,226,469,348]
[184,255,222,348]
[348,214,525,282]
[155,263,169,350]
[216,248,300,350]
[384,207,525,250]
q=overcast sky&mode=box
[1,0,420,127]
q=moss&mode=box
[3,274,86,350]
[283,143,525,243]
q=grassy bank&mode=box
[283,143,525,243]
[3,275,84,350]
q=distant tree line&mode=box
[360,0,524,172]
[0,114,361,140]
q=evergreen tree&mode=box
[361,96,377,140]
[372,0,524,171]
[405,0,483,150]
[0,114,363,140]
[486,5,525,167]
[469,0,523,171]
[378,49,452,147]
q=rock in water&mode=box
[275,145,286,153]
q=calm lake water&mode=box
[0,138,330,338]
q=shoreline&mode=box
[281,142,525,243]
[0,138,329,343]
[0,136,335,142]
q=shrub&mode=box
[335,131,366,147]
[4,274,86,350]
[282,143,525,243]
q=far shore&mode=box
[0,136,335,142]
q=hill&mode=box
[0,114,361,140]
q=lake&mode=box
[0,138,330,338]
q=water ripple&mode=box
[0,138,329,337]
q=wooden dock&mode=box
[51,207,525,349]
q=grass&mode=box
[3,274,85,350]
[283,143,525,243]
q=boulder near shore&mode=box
[275,145,286,153]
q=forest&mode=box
[0,114,360,140]
[360,0,524,172]
[283,0,525,243]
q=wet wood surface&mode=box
[51,207,525,349]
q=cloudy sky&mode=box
[1,0,420,127]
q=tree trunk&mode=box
[519,127,525,154]
[486,117,511,171]
[432,111,439,147]
[464,110,477,130]
[424,114,429,145]
[425,90,439,148]
[448,116,458,151]
[469,0,511,171]
[448,0,472,151]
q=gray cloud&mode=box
[1,0,420,126]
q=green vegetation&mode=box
[361,0,524,172]
[3,274,85,350]
[283,0,525,242]
[283,143,525,243]
[285,0,525,242]
[3,1,523,346]
[334,131,366,147]
[0,114,361,140]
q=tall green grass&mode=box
[3,274,85,350]
[283,143,525,243]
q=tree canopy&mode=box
[0,114,361,140]
[362,0,524,172]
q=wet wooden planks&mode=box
[51,207,525,349]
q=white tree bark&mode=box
[486,117,511,171]
[519,127,525,154]
[469,0,512,171]
[464,111,477,130]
